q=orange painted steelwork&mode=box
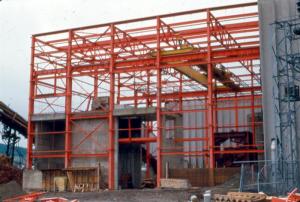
[26,2,262,189]
[3,192,45,202]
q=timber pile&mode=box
[214,192,267,202]
[0,155,22,184]
[160,178,191,189]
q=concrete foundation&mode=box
[22,169,43,191]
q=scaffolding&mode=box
[272,17,300,193]
[26,2,262,189]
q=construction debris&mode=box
[160,178,191,189]
[3,192,79,202]
[0,155,27,201]
[203,190,212,202]
[189,194,200,202]
[3,192,45,202]
[271,188,300,202]
[54,176,68,192]
[40,197,79,202]
[214,192,267,202]
[141,178,156,188]
[0,155,22,184]
[73,183,97,192]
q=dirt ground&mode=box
[1,174,240,201]
[42,175,240,202]
[43,188,205,202]
[0,181,25,201]
[1,184,238,202]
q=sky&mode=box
[0,0,255,147]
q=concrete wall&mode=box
[34,118,109,184]
[71,119,109,183]
[162,115,184,177]
[258,0,297,160]
[35,120,65,169]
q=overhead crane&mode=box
[151,44,240,91]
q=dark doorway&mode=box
[118,117,142,189]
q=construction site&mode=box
[1,0,300,201]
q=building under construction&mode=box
[23,0,300,194]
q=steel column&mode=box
[65,30,73,168]
[207,10,215,168]
[26,37,36,169]
[108,24,116,189]
[156,16,162,187]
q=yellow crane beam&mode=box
[151,46,239,91]
[174,65,208,87]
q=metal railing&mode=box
[237,160,300,195]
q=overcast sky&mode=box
[0,0,254,147]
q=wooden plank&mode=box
[63,167,97,171]
[66,171,75,192]
[169,168,239,187]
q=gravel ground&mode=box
[0,181,26,201]
[41,175,241,202]
[1,173,240,201]
[43,188,205,202]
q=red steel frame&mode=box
[26,2,263,189]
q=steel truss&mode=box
[27,2,262,189]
